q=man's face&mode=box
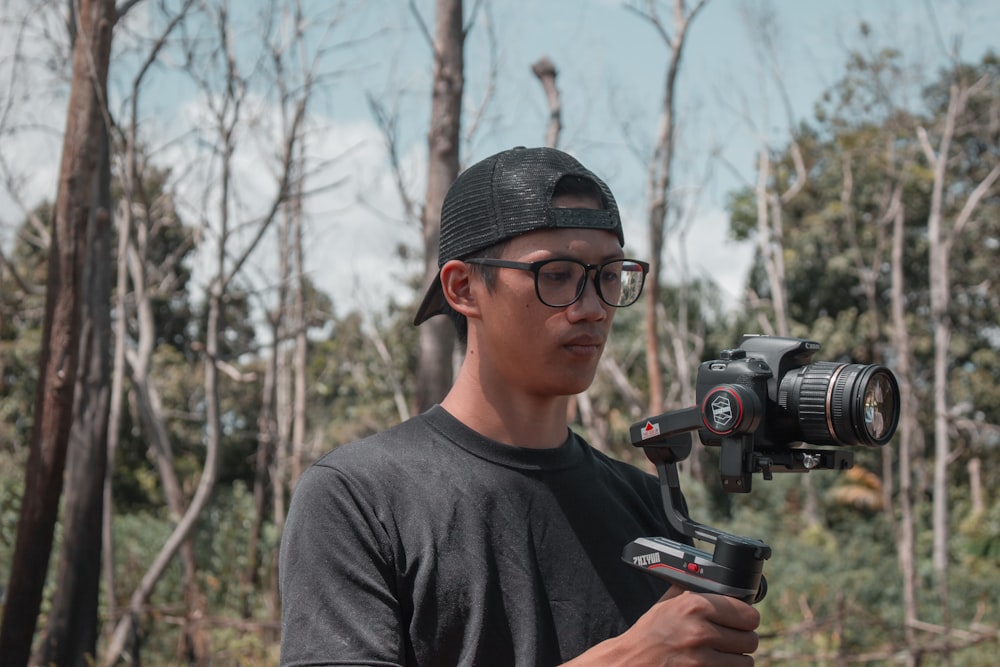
[470,224,624,400]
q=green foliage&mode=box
[0,449,28,602]
[105,482,281,665]
[202,626,279,667]
[309,301,419,447]
[957,496,1000,562]
[194,482,277,614]
[687,468,1000,663]
[0,204,55,451]
[0,330,40,450]
[109,511,181,609]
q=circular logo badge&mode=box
[701,386,744,436]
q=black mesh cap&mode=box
[413,146,623,325]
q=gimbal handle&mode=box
[623,405,770,603]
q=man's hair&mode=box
[551,174,604,202]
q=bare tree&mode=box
[917,69,1000,634]
[714,4,816,523]
[0,1,116,665]
[886,176,923,664]
[290,192,308,490]
[738,3,808,340]
[412,0,464,412]
[119,151,208,662]
[247,0,350,620]
[102,0,316,660]
[101,1,196,652]
[531,56,561,149]
[827,32,924,659]
[625,0,708,416]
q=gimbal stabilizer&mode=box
[622,418,853,603]
[621,409,777,604]
[623,407,854,604]
[621,336,899,604]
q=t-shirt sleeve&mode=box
[279,460,404,667]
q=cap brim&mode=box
[412,272,447,326]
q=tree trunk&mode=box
[269,201,294,619]
[124,216,206,664]
[0,1,115,663]
[921,83,961,635]
[292,183,308,490]
[634,0,708,416]
[968,458,983,516]
[888,179,920,663]
[414,0,463,412]
[919,74,1000,652]
[244,327,276,618]
[531,56,561,149]
[102,4,193,642]
[34,123,113,667]
[752,150,790,338]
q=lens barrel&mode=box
[778,361,900,447]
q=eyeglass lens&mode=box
[537,259,645,307]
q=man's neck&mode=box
[441,372,572,449]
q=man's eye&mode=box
[540,269,574,284]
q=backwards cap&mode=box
[413,146,623,325]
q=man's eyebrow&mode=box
[529,253,628,263]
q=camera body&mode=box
[623,335,900,602]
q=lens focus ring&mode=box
[781,361,841,446]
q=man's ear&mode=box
[440,259,480,319]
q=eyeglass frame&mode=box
[462,257,650,309]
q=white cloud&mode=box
[617,199,753,312]
[298,119,425,317]
[678,208,754,309]
[0,128,62,236]
[0,5,69,242]
[157,88,424,322]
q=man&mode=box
[279,146,760,665]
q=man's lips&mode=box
[563,335,605,353]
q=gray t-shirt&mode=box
[279,405,677,666]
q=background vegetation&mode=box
[1,1,998,665]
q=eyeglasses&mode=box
[463,257,649,309]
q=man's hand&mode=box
[564,586,761,666]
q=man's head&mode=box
[412,146,624,328]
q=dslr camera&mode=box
[623,335,899,603]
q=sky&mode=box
[1,0,998,321]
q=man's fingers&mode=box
[656,588,761,631]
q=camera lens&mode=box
[779,361,900,447]
[858,370,898,443]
